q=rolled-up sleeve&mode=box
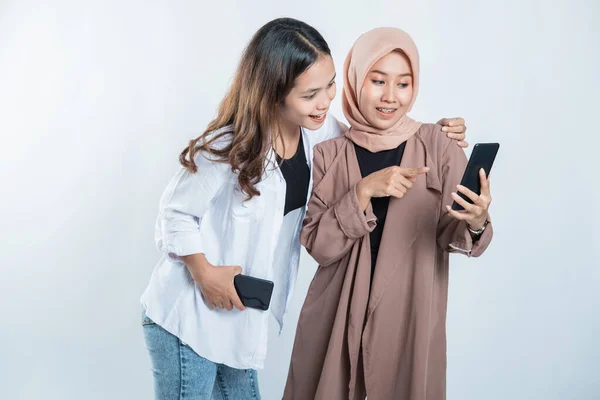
[155,152,229,260]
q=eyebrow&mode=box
[370,70,412,77]
[302,74,337,94]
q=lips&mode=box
[376,107,396,114]
[375,107,397,119]
[309,112,327,123]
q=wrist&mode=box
[468,221,484,231]
[469,211,489,230]
[468,219,488,235]
[356,180,371,199]
[182,254,212,280]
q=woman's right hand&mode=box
[355,166,429,210]
[181,254,246,311]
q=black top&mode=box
[354,142,406,275]
[275,135,310,216]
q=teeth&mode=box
[311,114,324,119]
[377,108,395,114]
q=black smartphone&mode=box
[233,274,274,311]
[451,143,500,211]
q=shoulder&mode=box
[313,136,351,168]
[415,123,452,151]
[200,124,234,153]
[414,123,468,178]
[414,122,455,161]
[189,125,235,173]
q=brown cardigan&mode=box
[283,124,494,400]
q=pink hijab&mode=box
[343,27,422,152]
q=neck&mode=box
[278,119,300,143]
[273,119,301,159]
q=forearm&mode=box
[180,253,212,282]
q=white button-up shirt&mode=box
[141,115,345,370]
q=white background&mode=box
[1,0,599,399]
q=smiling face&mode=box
[358,50,414,130]
[280,54,337,131]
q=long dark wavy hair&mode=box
[179,17,331,200]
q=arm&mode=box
[300,147,377,267]
[156,153,228,261]
[436,141,493,257]
[156,148,245,311]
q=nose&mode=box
[381,84,396,104]
[316,91,331,111]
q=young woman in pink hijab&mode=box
[284,27,494,400]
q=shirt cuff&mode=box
[334,185,377,239]
[162,232,204,261]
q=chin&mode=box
[305,119,325,130]
[373,117,400,131]
[371,121,393,130]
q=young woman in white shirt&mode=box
[140,17,468,400]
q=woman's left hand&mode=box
[438,117,468,148]
[446,168,491,230]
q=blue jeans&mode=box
[142,310,261,400]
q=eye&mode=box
[371,80,385,85]
[398,83,409,88]
[303,93,317,100]
[327,81,335,88]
